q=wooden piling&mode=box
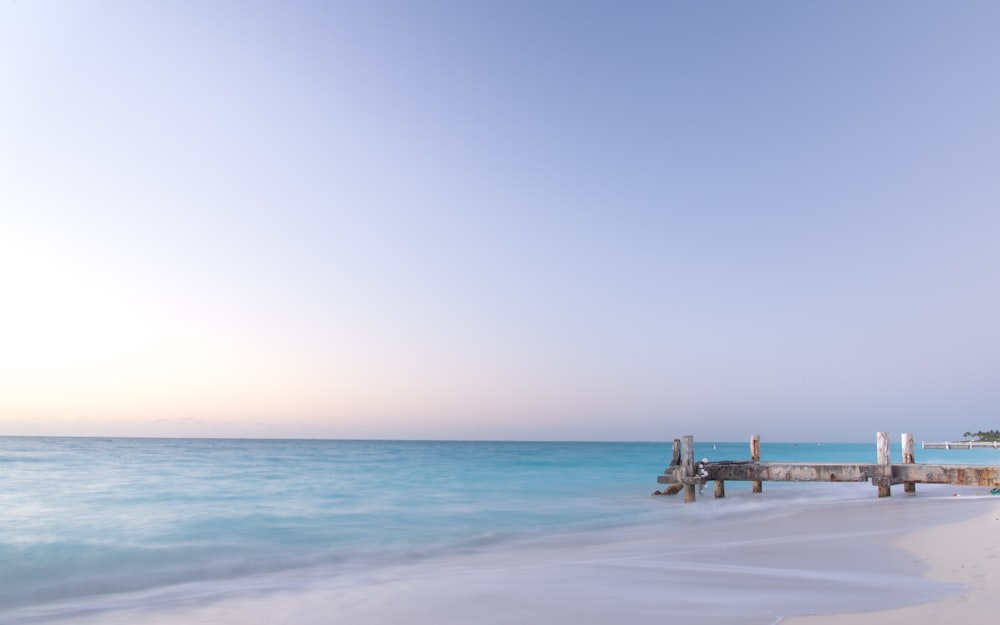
[682,435,696,503]
[902,433,916,494]
[876,431,891,497]
[652,438,685,495]
[750,434,762,493]
[714,479,725,498]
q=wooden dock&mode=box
[655,433,1000,502]
[922,440,1000,449]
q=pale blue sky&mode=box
[2,1,998,442]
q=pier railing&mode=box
[922,440,1000,450]
[655,432,1000,503]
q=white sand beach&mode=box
[10,485,997,625]
[782,495,1000,625]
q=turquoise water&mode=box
[2,436,997,621]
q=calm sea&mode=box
[2,436,997,622]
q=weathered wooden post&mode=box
[901,433,915,494]
[876,431,891,497]
[714,479,725,498]
[653,439,685,496]
[682,435,696,503]
[750,434,762,493]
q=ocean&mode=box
[2,436,998,624]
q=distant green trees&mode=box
[963,430,1000,442]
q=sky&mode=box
[1,1,998,442]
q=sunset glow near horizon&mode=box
[2,1,999,442]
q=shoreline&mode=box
[7,484,996,625]
[781,495,1000,625]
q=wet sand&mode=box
[782,494,1000,625]
[9,484,996,625]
